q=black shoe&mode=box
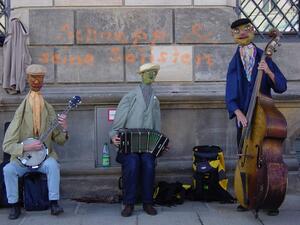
[143,204,157,216]
[8,203,21,220]
[236,205,249,212]
[121,204,134,217]
[50,201,64,216]
[267,209,279,216]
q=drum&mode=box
[118,128,169,157]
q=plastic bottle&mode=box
[102,143,110,167]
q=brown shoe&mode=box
[143,204,157,216]
[121,204,134,217]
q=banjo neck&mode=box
[38,105,72,143]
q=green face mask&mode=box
[231,23,255,46]
[141,70,158,84]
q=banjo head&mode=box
[19,138,48,168]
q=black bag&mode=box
[153,181,185,206]
[23,172,49,211]
[0,161,10,207]
[192,145,234,203]
[193,161,220,201]
[0,122,11,207]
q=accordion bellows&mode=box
[118,128,169,157]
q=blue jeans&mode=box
[3,157,60,204]
[118,153,155,205]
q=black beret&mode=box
[231,18,252,29]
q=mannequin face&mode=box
[27,74,44,92]
[141,70,158,85]
[231,23,255,46]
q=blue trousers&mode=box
[118,153,155,205]
[3,157,60,204]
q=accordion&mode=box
[118,128,169,157]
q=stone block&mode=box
[10,9,30,30]
[29,9,74,45]
[76,9,172,44]
[11,0,52,8]
[194,45,236,81]
[194,0,235,7]
[151,46,193,82]
[55,0,122,6]
[0,48,3,84]
[29,47,55,83]
[56,46,124,83]
[56,110,95,165]
[125,46,152,82]
[125,0,191,5]
[175,8,235,44]
[263,43,300,81]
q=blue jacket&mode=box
[225,45,287,120]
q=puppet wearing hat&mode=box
[225,19,287,215]
[3,64,68,219]
[110,63,161,217]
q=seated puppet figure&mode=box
[3,64,69,219]
[110,63,161,217]
[225,19,287,215]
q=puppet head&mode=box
[231,18,255,46]
[26,64,46,92]
[138,63,160,85]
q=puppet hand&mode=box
[23,140,43,152]
[235,109,248,128]
[258,60,272,75]
[58,114,68,131]
[112,135,121,147]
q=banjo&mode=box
[18,96,81,169]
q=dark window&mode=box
[0,0,9,46]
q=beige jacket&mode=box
[3,95,67,161]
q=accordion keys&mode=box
[118,128,169,157]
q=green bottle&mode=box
[102,143,110,167]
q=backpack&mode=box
[153,181,185,206]
[191,145,234,203]
[0,122,12,207]
[23,172,49,211]
[0,161,10,207]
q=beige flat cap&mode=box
[138,63,160,74]
[26,64,47,75]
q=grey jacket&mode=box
[109,85,161,138]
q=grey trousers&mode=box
[3,157,60,204]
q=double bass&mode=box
[234,29,287,213]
